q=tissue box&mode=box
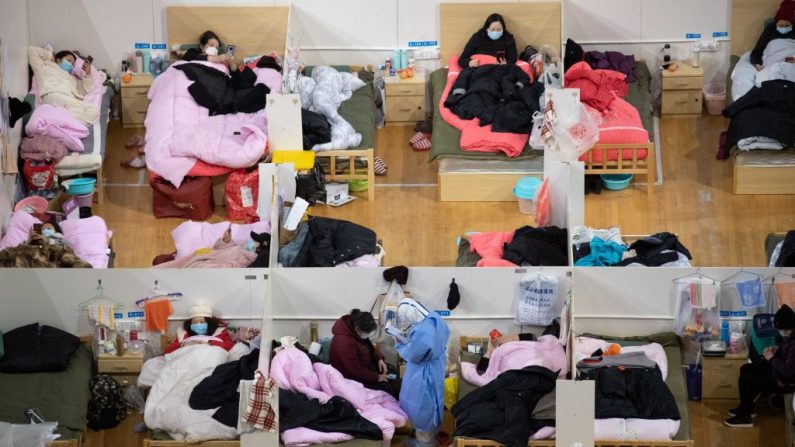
[324,182,349,205]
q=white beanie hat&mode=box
[396,298,430,331]
[189,304,214,319]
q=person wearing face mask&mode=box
[182,30,235,68]
[163,304,234,354]
[26,46,103,124]
[459,13,517,69]
[724,304,795,428]
[750,0,795,69]
[329,309,393,393]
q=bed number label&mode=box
[435,310,451,317]
[113,313,124,319]
[135,43,151,49]
[712,32,728,38]
[152,43,167,50]
[685,33,701,39]
[128,311,145,318]
[720,310,747,317]
[408,40,438,47]
[241,186,254,208]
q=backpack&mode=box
[295,161,327,204]
[87,375,127,430]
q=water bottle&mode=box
[720,319,730,344]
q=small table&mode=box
[98,351,144,387]
[384,70,426,125]
[702,351,748,401]
[121,73,154,128]
[661,62,704,117]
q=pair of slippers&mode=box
[121,134,146,169]
[374,156,388,176]
[409,132,431,151]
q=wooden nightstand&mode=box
[98,351,144,387]
[662,62,703,117]
[121,73,153,128]
[384,70,425,125]
[702,351,748,401]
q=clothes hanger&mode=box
[135,280,182,308]
[721,267,764,286]
[79,280,124,309]
[672,268,718,284]
[762,267,795,284]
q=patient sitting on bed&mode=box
[27,46,102,124]
[163,304,234,354]
[459,13,518,68]
[181,30,235,69]
[750,0,795,69]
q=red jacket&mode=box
[329,315,383,385]
[164,326,234,354]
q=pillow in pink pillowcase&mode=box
[0,211,41,250]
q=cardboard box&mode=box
[46,192,80,222]
[324,182,349,205]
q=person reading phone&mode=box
[459,13,517,68]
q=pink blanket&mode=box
[271,348,408,445]
[461,336,568,387]
[145,61,282,187]
[468,231,516,267]
[171,220,270,260]
[155,238,256,268]
[60,216,111,268]
[25,104,88,152]
[440,55,532,157]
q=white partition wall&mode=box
[271,267,572,343]
[571,267,795,337]
[0,269,269,336]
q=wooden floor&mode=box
[97,115,795,267]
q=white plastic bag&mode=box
[516,273,560,326]
[528,112,545,150]
[541,93,600,161]
[0,422,58,447]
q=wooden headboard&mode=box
[731,0,779,55]
[439,2,561,65]
[166,6,289,60]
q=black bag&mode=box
[87,375,128,430]
[519,45,539,63]
[295,162,327,204]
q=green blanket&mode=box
[626,61,654,142]
[0,345,92,439]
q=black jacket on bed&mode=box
[444,64,543,133]
[290,217,377,267]
[189,349,260,426]
[174,64,269,115]
[723,79,795,149]
[279,389,383,439]
[452,366,556,447]
[459,30,517,69]
[579,366,680,420]
[0,323,80,373]
[777,230,795,267]
[617,232,692,267]
[750,23,795,66]
[302,109,332,149]
[502,226,569,267]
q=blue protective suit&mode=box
[395,312,450,433]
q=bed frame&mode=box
[585,143,656,195]
[455,439,693,447]
[143,441,239,447]
[730,0,795,194]
[315,149,376,201]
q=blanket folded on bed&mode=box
[145,61,282,187]
[298,66,365,151]
[439,55,537,157]
[25,104,88,152]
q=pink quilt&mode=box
[461,335,568,387]
[270,348,408,445]
[25,104,89,152]
[170,220,270,260]
[144,61,282,187]
[60,216,111,268]
[439,55,532,157]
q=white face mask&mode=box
[205,46,219,56]
[360,331,376,340]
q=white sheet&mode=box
[143,344,238,442]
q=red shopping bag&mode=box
[225,168,260,223]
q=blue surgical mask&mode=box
[778,26,792,35]
[191,322,209,335]
[245,239,256,252]
[58,60,73,73]
[42,228,55,238]
[487,30,503,41]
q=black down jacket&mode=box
[444,64,543,134]
[0,323,80,373]
[174,64,269,115]
[279,389,383,439]
[452,366,557,447]
[190,349,260,426]
[776,230,795,267]
[579,366,681,420]
[302,109,332,150]
[291,217,377,267]
[723,80,795,149]
[502,226,569,267]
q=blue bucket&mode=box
[600,174,633,191]
[65,178,96,195]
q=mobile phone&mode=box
[86,55,94,63]
[496,50,506,62]
[33,223,43,235]
[226,45,235,56]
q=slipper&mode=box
[125,134,144,148]
[373,156,388,176]
[120,155,146,169]
[409,132,430,145]
[411,136,431,151]
[137,146,146,155]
